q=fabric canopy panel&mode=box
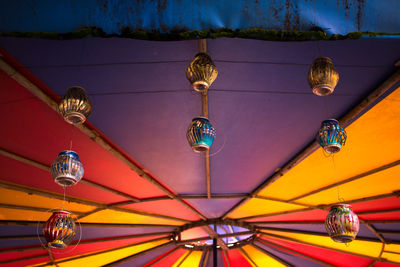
[1,32,400,266]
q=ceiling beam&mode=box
[221,67,400,219]
[238,246,258,267]
[176,230,254,245]
[0,220,178,228]
[0,56,207,220]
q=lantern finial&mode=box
[308,57,339,96]
[186,53,218,92]
[58,86,92,124]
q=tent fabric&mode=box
[0,4,400,265]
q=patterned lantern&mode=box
[186,53,218,92]
[51,151,84,187]
[317,119,347,153]
[43,211,76,249]
[308,57,339,96]
[186,117,216,152]
[58,86,92,124]
[325,204,359,243]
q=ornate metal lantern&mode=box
[51,151,84,187]
[317,119,347,153]
[43,211,76,249]
[308,57,339,96]
[186,53,218,92]
[325,204,359,243]
[58,86,92,124]
[186,117,216,152]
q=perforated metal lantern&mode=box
[58,86,92,124]
[186,117,216,153]
[308,57,339,96]
[51,151,84,187]
[317,119,347,153]
[325,204,359,243]
[186,53,218,92]
[43,211,76,249]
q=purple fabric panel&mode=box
[185,198,243,218]
[254,241,325,267]
[80,226,175,240]
[115,243,176,267]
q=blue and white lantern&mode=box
[51,151,84,187]
[317,119,347,153]
[186,117,216,153]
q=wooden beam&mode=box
[201,249,210,267]
[205,151,211,199]
[176,231,254,245]
[178,193,249,199]
[0,203,85,215]
[221,68,400,219]
[0,231,172,254]
[362,221,386,244]
[176,250,192,267]
[106,241,173,266]
[222,249,231,267]
[202,225,229,250]
[357,208,400,215]
[251,243,292,267]
[0,57,207,221]
[289,160,400,201]
[199,39,207,54]
[237,208,313,221]
[257,238,334,267]
[0,220,178,228]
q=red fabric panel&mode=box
[143,247,177,267]
[359,212,400,221]
[351,197,400,212]
[227,249,253,267]
[0,69,169,203]
[259,237,373,267]
[0,248,46,262]
[221,250,229,266]
[123,200,200,221]
[1,255,51,267]
[247,209,328,222]
[150,248,186,267]
[374,261,400,267]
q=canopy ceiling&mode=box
[0,1,400,266]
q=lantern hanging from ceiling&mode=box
[186,53,218,92]
[186,117,216,153]
[51,150,84,187]
[317,119,347,153]
[325,204,359,243]
[308,57,339,96]
[58,86,92,124]
[43,210,76,249]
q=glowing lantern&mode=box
[186,117,216,152]
[58,86,92,124]
[308,57,339,96]
[325,204,359,243]
[51,151,84,187]
[186,53,218,92]
[317,119,346,153]
[43,211,76,249]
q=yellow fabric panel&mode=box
[242,245,285,267]
[55,239,167,267]
[258,87,400,200]
[227,198,305,219]
[296,164,400,205]
[78,209,184,225]
[179,251,203,267]
[0,208,50,221]
[0,187,93,213]
[382,252,400,264]
[172,251,191,267]
[261,230,382,258]
[385,243,400,253]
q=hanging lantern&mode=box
[186,117,216,153]
[43,210,76,249]
[58,86,92,124]
[308,57,339,96]
[51,150,84,187]
[317,119,346,153]
[186,53,218,92]
[325,204,359,243]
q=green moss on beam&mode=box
[1,27,399,41]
